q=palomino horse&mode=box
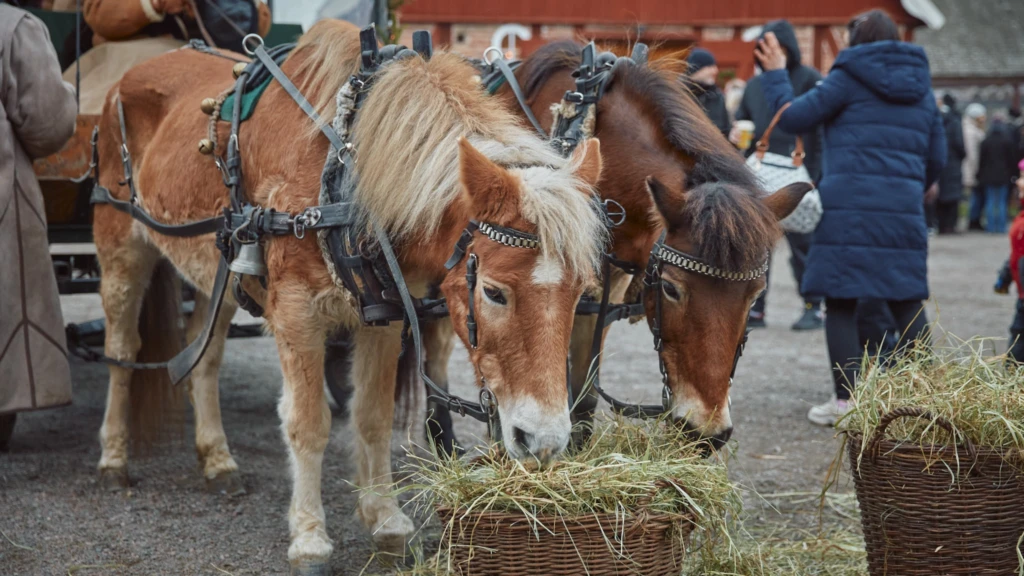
[419,42,810,452]
[92,21,605,572]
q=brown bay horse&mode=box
[92,21,605,573]
[419,42,810,452]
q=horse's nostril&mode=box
[512,427,532,454]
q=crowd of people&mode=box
[685,10,1023,427]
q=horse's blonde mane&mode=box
[355,53,604,276]
[291,22,604,277]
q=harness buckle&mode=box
[603,199,627,227]
[564,91,584,104]
[661,384,673,412]
[482,46,503,66]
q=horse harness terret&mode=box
[482,42,762,420]
[77,28,558,437]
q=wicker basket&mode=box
[435,491,692,576]
[847,407,1024,576]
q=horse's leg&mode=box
[351,325,415,554]
[569,271,634,449]
[423,317,461,456]
[569,313,601,449]
[95,234,161,489]
[186,289,243,495]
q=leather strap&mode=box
[91,185,226,237]
[370,221,495,425]
[250,42,345,150]
[66,257,233,384]
[492,56,547,138]
[167,257,231,384]
[754,102,805,167]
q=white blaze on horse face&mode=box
[531,254,564,285]
[674,388,733,436]
[499,394,571,462]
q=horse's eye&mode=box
[483,285,507,305]
[661,281,681,301]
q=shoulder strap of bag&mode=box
[755,102,805,168]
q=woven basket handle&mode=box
[754,102,805,168]
[866,406,978,464]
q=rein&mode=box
[485,42,760,420]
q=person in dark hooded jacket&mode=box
[977,114,1018,234]
[936,93,965,234]
[686,48,731,135]
[755,9,946,426]
[735,20,825,331]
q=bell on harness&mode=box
[229,242,268,276]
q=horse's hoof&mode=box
[289,559,330,576]
[205,470,246,497]
[98,467,130,491]
[372,513,415,555]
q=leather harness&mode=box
[480,42,762,420]
[77,29,566,437]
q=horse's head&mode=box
[514,46,810,448]
[643,179,811,447]
[441,137,604,462]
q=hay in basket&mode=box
[835,336,1024,576]
[400,416,740,576]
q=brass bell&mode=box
[200,98,217,115]
[198,138,215,155]
[229,242,268,277]
[232,62,247,79]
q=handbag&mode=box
[745,103,823,234]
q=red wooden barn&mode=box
[397,0,941,79]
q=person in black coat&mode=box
[734,19,825,331]
[936,93,965,234]
[977,115,1019,233]
[685,48,731,136]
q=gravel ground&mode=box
[0,233,1012,575]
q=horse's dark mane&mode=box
[681,183,778,273]
[519,41,775,273]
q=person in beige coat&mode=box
[0,5,78,448]
[963,103,987,230]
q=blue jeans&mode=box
[969,185,985,224]
[985,185,1009,233]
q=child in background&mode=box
[1004,159,1024,362]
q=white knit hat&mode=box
[965,103,987,119]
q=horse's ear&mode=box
[645,176,685,229]
[571,138,603,189]
[763,182,813,221]
[459,137,521,221]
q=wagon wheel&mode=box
[0,413,16,452]
[324,328,354,416]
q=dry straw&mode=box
[395,416,740,573]
[390,417,871,576]
[836,335,1024,468]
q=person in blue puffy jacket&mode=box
[754,9,947,426]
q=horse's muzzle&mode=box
[675,418,733,455]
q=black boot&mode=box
[791,303,824,331]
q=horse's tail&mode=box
[129,259,187,455]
